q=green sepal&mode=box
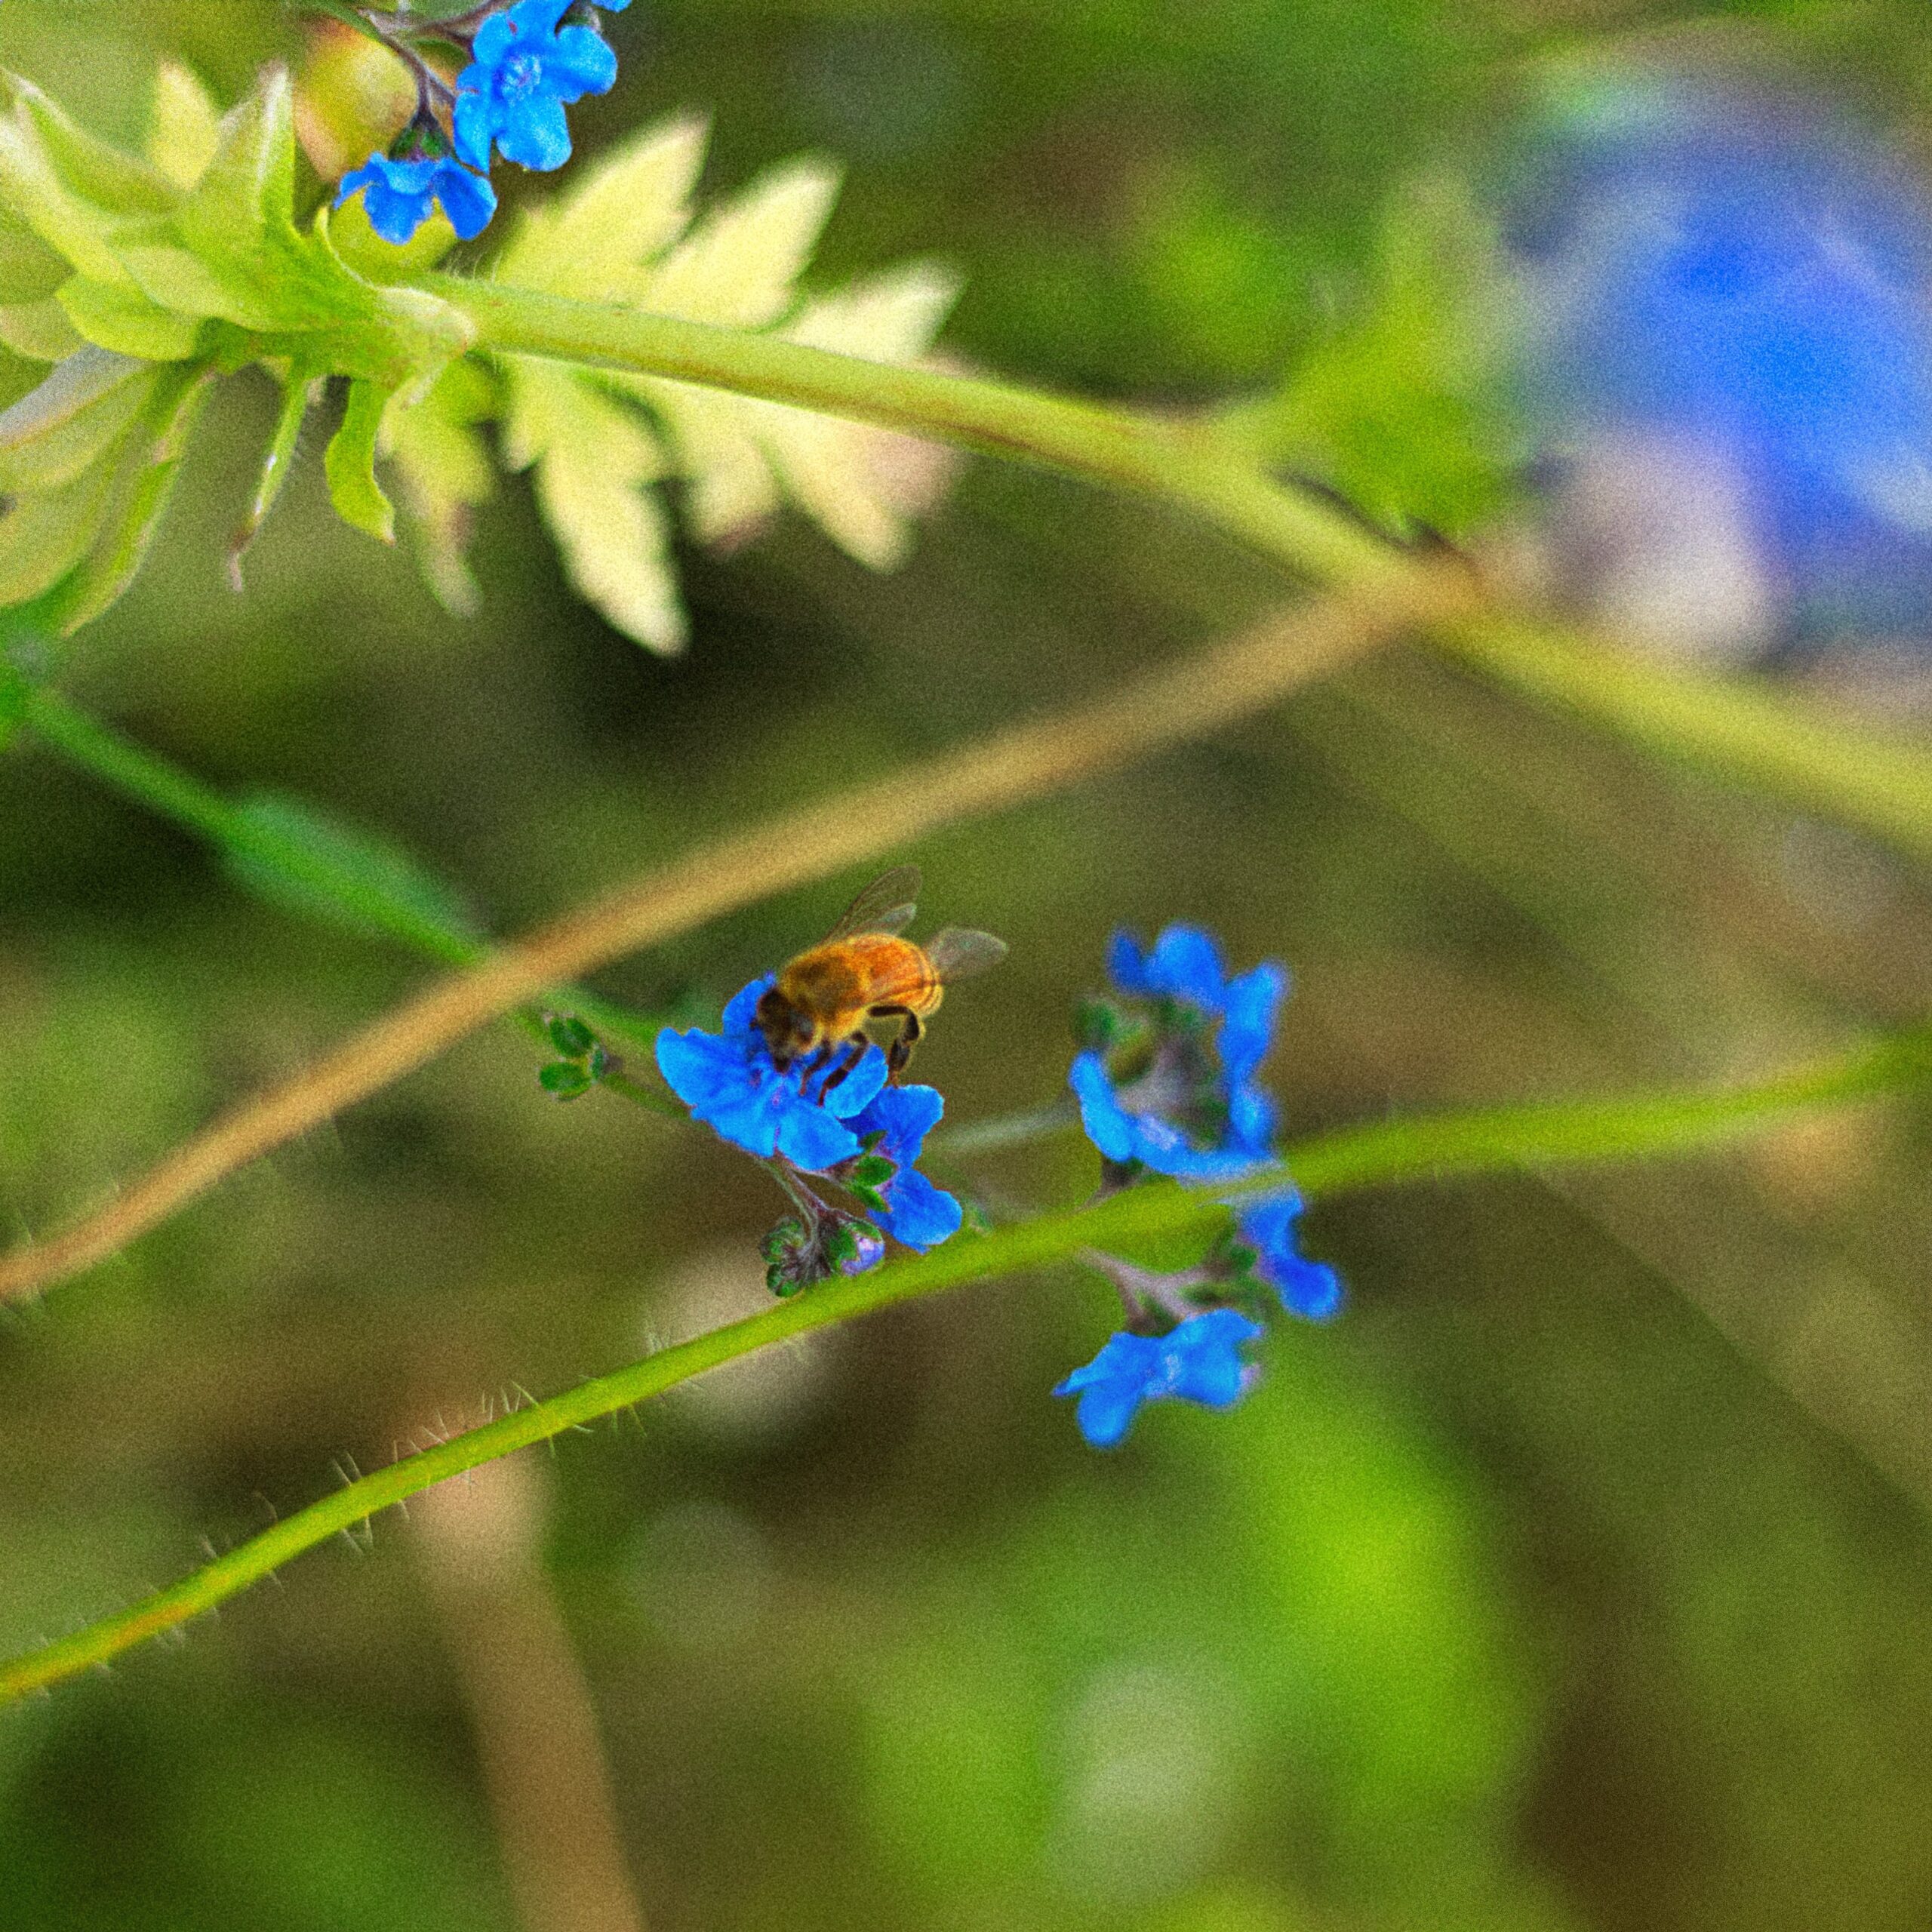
[849,1185,887,1214]
[823,1222,861,1266]
[41,362,215,634]
[325,378,396,542]
[0,349,155,494]
[229,368,318,586]
[761,1217,808,1265]
[851,1153,896,1189]
[539,1061,594,1100]
[56,277,205,361]
[546,1016,597,1059]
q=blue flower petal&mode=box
[1106,930,1153,997]
[1069,1051,1137,1162]
[1054,1316,1260,1447]
[545,23,620,98]
[820,1045,890,1121]
[721,974,774,1034]
[1222,961,1286,1084]
[452,90,494,171]
[871,1166,961,1252]
[506,0,575,36]
[1073,1380,1148,1448]
[434,163,497,240]
[851,1081,945,1164]
[1163,1309,1263,1407]
[1140,925,1227,1008]
[699,1083,785,1161]
[1237,1192,1343,1321]
[470,10,520,65]
[774,1096,861,1171]
[496,92,574,171]
[1054,1328,1158,1395]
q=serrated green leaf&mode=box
[56,275,204,360]
[496,115,706,299]
[325,377,395,542]
[0,348,154,492]
[223,790,482,952]
[42,362,214,633]
[146,63,222,192]
[508,361,683,651]
[0,298,84,362]
[639,156,841,329]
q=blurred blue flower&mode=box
[1512,74,1932,651]
[334,150,496,243]
[455,0,623,173]
[1054,1309,1263,1448]
[847,1081,963,1253]
[1235,1188,1343,1321]
[656,974,889,1170]
[1070,924,1284,1180]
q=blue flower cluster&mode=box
[1056,924,1340,1447]
[335,0,632,246]
[656,974,963,1269]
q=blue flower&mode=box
[1511,76,1932,651]
[1069,924,1285,1181]
[454,0,623,174]
[847,1082,964,1254]
[656,974,889,1171]
[1054,1309,1263,1448]
[1235,1189,1343,1321]
[334,150,497,244]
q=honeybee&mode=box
[756,866,1007,1095]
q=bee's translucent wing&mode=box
[924,928,1008,983]
[825,864,921,941]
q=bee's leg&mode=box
[871,1005,922,1075]
[796,1042,835,1084]
[815,1035,871,1103]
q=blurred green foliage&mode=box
[4,2,1932,1930]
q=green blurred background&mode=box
[6,2,1932,1927]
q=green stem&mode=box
[441,278,1932,865]
[6,1019,1924,1704]
[10,680,681,1107]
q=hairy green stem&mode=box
[441,278,1932,864]
[5,1020,1924,1705]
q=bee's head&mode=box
[754,986,815,1068]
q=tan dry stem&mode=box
[415,1454,648,1932]
[0,561,1477,1306]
